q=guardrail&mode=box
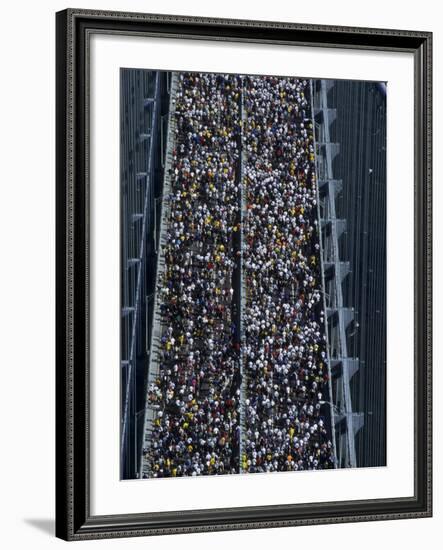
[139,73,179,478]
[312,79,363,468]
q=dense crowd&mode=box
[242,76,334,472]
[145,73,242,477]
[143,72,334,478]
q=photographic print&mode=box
[56,11,432,539]
[120,69,387,480]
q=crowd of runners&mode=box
[242,76,335,473]
[142,72,334,478]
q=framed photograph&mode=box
[55,9,432,540]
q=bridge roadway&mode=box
[139,75,339,477]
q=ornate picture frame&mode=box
[55,9,432,540]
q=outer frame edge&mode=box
[55,9,433,541]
